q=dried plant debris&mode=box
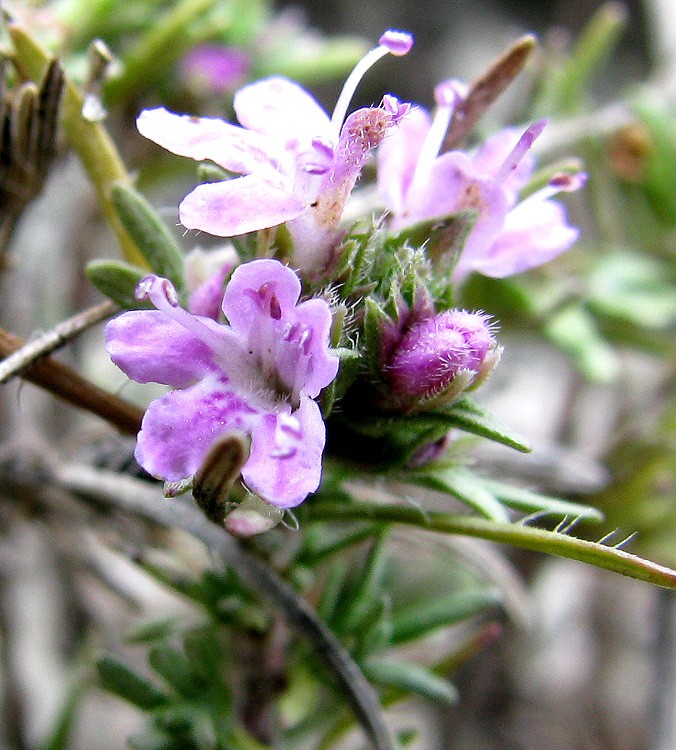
[0,57,64,252]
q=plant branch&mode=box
[306,497,676,589]
[44,463,396,750]
[0,327,142,436]
[0,300,118,384]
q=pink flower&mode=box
[378,81,586,282]
[105,259,339,508]
[137,31,413,275]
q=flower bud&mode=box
[225,494,284,537]
[385,310,499,412]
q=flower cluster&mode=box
[106,29,586,531]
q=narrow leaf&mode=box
[307,500,676,590]
[391,588,503,645]
[443,396,531,452]
[362,658,459,704]
[478,478,604,521]
[97,654,169,710]
[86,259,151,309]
[110,181,186,291]
[406,467,510,522]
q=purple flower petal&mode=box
[106,260,339,509]
[243,396,326,508]
[137,107,287,178]
[222,258,301,332]
[135,375,258,481]
[473,199,580,278]
[105,310,220,387]
[378,106,431,215]
[234,77,331,148]
[179,175,305,236]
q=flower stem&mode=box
[307,497,676,589]
[0,301,119,385]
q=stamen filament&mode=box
[411,80,460,193]
[330,30,414,138]
[494,119,547,183]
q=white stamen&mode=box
[135,275,228,359]
[330,30,413,138]
[411,80,462,193]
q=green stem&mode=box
[103,0,220,104]
[306,499,676,589]
[8,22,147,268]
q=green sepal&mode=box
[405,466,511,522]
[96,654,169,710]
[391,588,503,645]
[362,297,394,381]
[86,259,153,309]
[329,396,529,471]
[110,181,186,293]
[361,658,459,704]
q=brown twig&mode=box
[0,326,143,436]
[0,300,119,384]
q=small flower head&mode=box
[105,259,339,509]
[383,310,500,413]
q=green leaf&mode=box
[86,259,152,309]
[391,588,503,645]
[307,500,676,589]
[148,644,203,699]
[110,181,186,292]
[97,654,169,710]
[125,617,186,645]
[478,478,604,521]
[362,658,458,704]
[442,396,532,452]
[336,531,390,633]
[544,303,620,383]
[588,251,676,329]
[406,467,510,522]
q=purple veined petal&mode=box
[136,107,289,178]
[281,297,339,398]
[222,259,302,332]
[135,374,259,482]
[378,106,432,215]
[234,77,332,149]
[105,310,220,387]
[178,175,305,237]
[472,199,580,278]
[243,396,326,508]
